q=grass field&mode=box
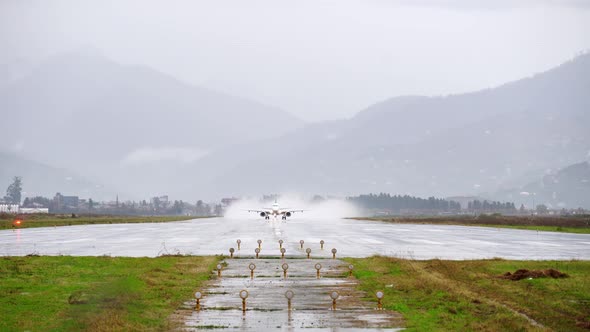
[0,256,218,331]
[2,256,589,331]
[346,256,590,331]
[0,214,203,230]
[354,215,590,234]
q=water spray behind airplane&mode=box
[246,200,304,220]
[224,195,361,220]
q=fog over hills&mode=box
[1,52,589,207]
[0,151,111,199]
[0,51,304,197]
[496,161,590,209]
[0,51,304,161]
[182,54,590,206]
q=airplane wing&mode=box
[246,209,271,213]
[280,209,305,215]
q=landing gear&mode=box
[265,216,270,220]
[282,216,287,220]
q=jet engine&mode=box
[285,212,292,217]
[260,212,267,217]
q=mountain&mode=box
[0,51,304,196]
[3,51,588,201]
[179,53,590,199]
[0,151,112,200]
[494,161,590,209]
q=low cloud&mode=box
[388,0,590,10]
[121,147,208,165]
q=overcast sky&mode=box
[1,0,589,122]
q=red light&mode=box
[14,220,22,226]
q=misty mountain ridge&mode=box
[0,150,113,200]
[495,161,590,209]
[0,50,304,176]
[1,51,589,207]
[179,53,590,206]
[350,52,589,146]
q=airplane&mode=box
[247,200,304,220]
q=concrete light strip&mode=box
[174,257,403,330]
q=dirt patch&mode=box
[499,269,568,281]
[576,319,590,330]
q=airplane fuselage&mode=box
[247,201,302,220]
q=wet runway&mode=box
[1,217,589,260]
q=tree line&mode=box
[467,200,516,213]
[1,175,223,216]
[348,193,519,215]
[348,193,461,214]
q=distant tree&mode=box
[450,201,461,211]
[23,197,31,207]
[153,197,161,212]
[173,200,183,214]
[214,204,223,216]
[5,176,23,204]
[536,204,548,214]
[195,200,207,216]
[88,198,94,210]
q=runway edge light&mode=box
[194,291,202,311]
[376,291,384,310]
[249,263,256,279]
[330,291,339,310]
[315,263,322,279]
[239,289,249,312]
[285,290,294,311]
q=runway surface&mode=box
[1,217,589,259]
